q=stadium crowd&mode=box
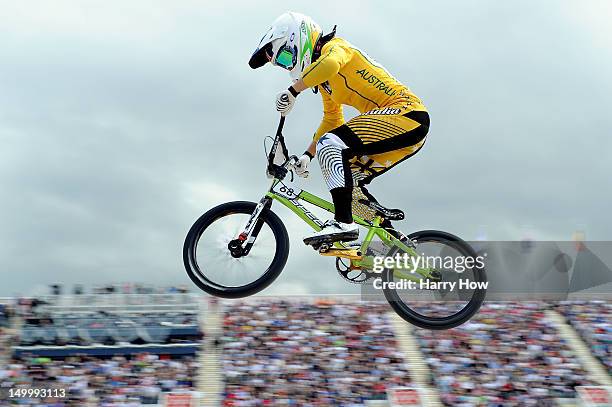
[2,296,611,406]
[417,302,595,406]
[556,300,611,375]
[0,354,197,406]
[220,300,411,406]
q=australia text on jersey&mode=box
[356,68,397,97]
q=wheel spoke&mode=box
[188,208,281,290]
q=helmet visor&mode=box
[249,42,273,69]
[274,44,297,70]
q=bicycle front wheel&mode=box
[183,201,289,298]
[382,230,487,330]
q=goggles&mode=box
[273,43,297,70]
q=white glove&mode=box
[275,89,296,116]
[295,154,312,178]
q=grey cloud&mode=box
[0,1,611,296]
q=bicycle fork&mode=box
[229,197,272,257]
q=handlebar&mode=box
[267,116,297,181]
[275,116,286,140]
[267,154,298,181]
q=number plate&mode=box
[271,181,302,200]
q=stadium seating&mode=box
[416,302,596,406]
[556,301,611,375]
[18,312,201,347]
[3,295,611,406]
[220,300,412,405]
[2,295,203,406]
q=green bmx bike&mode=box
[183,117,487,330]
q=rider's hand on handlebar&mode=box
[275,89,296,116]
[295,153,312,178]
[266,167,274,179]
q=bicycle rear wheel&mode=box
[183,201,289,298]
[382,230,486,330]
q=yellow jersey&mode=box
[301,37,426,141]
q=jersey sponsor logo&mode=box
[355,68,397,97]
[363,107,401,115]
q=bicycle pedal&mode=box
[303,231,358,247]
[319,248,362,260]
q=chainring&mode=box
[335,257,377,284]
[333,230,416,285]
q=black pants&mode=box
[323,110,430,223]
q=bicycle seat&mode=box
[357,199,404,221]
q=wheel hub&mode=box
[228,239,245,258]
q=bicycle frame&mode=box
[262,177,434,281]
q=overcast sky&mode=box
[1,0,611,297]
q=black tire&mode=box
[183,201,289,299]
[382,230,487,330]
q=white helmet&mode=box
[249,12,322,81]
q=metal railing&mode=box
[11,294,202,313]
